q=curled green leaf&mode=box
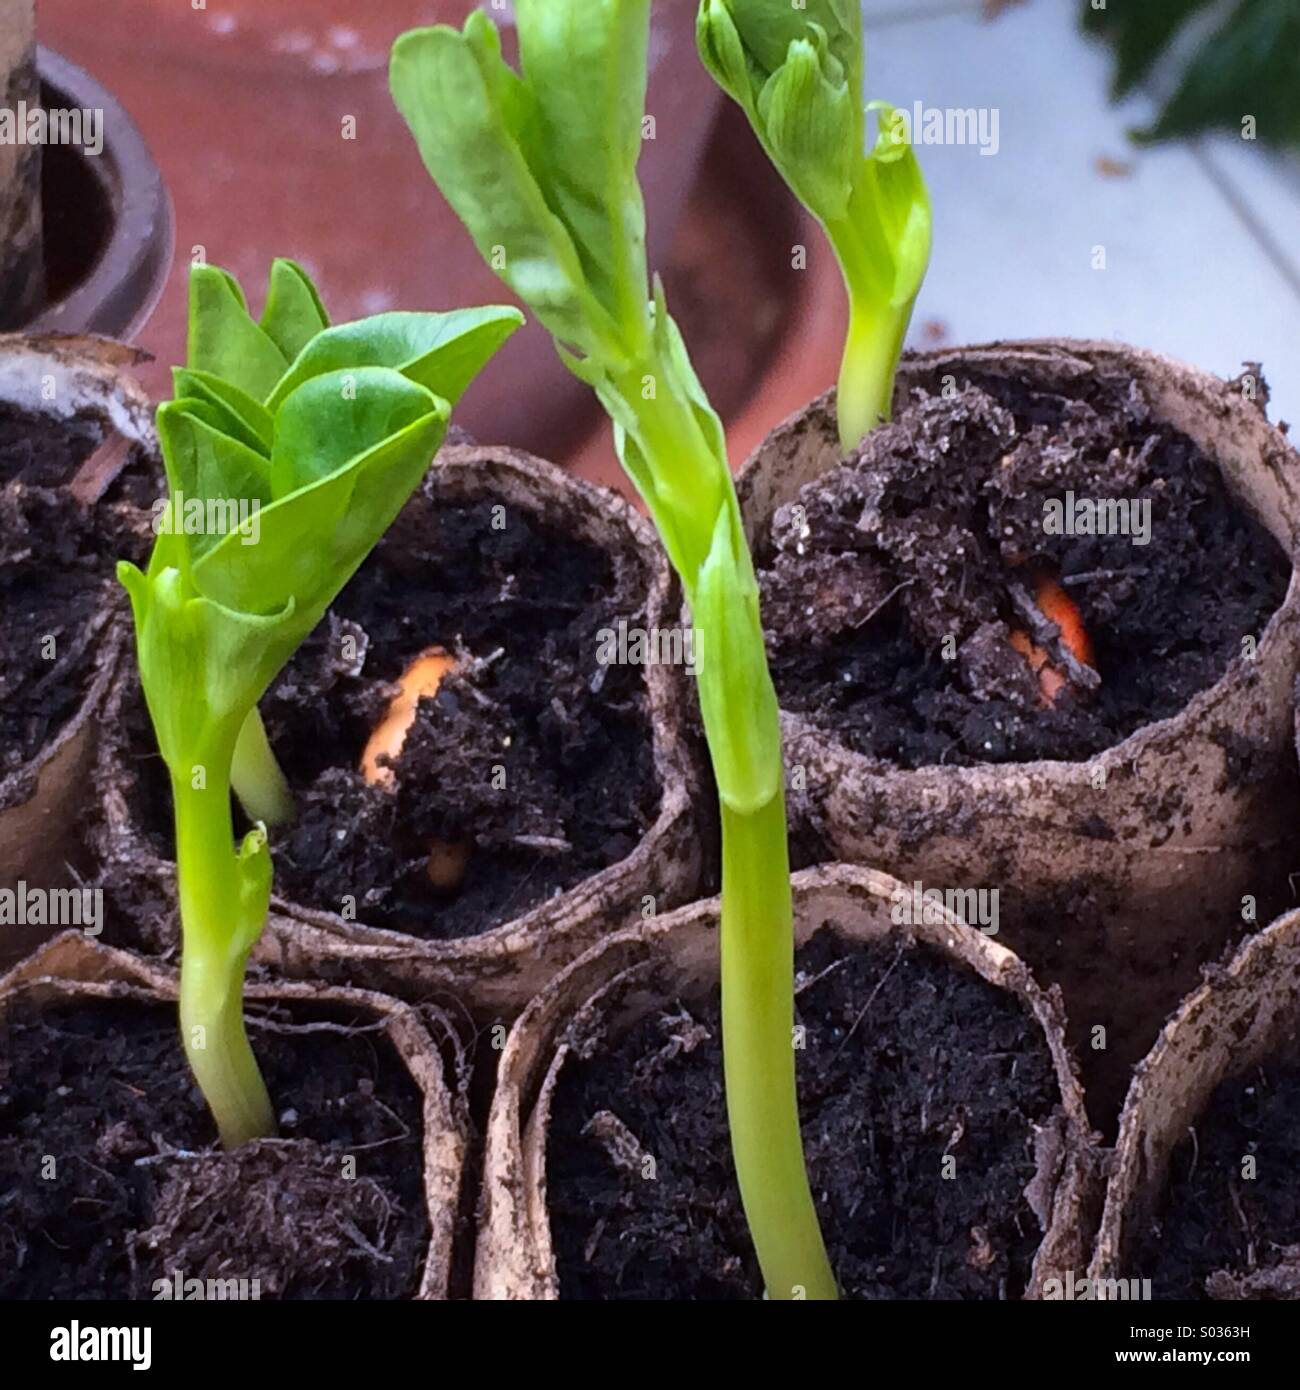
[693,508,783,817]
[697,0,931,450]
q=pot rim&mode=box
[1089,905,1300,1286]
[99,442,707,1012]
[0,334,157,812]
[475,861,1100,1300]
[27,46,174,341]
[0,929,467,1300]
[737,337,1300,781]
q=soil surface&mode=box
[1,406,153,800]
[118,472,660,941]
[0,993,428,1299]
[1133,1057,1300,1299]
[759,371,1290,767]
[548,929,1061,1299]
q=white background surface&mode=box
[863,0,1300,429]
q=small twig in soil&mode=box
[583,1215,609,1266]
[512,834,572,854]
[836,945,906,1058]
[583,1110,650,1176]
[338,1216,395,1265]
[1061,567,1149,587]
[795,957,847,996]
[1227,1179,1256,1269]
[1008,580,1100,693]
[244,1014,390,1038]
[851,577,915,631]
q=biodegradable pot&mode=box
[0,335,157,958]
[736,340,1300,1114]
[0,930,464,1299]
[1090,907,1300,1296]
[97,443,707,1018]
[475,863,1098,1300]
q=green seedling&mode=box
[697,0,931,451]
[392,0,835,1299]
[118,259,520,1146]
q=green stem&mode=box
[721,793,837,1300]
[623,356,836,1299]
[231,706,295,828]
[825,215,917,454]
[172,767,275,1148]
[836,292,912,454]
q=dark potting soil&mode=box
[548,930,1061,1299]
[120,478,659,941]
[0,994,429,1299]
[1132,1057,1300,1299]
[0,405,153,797]
[759,372,1290,767]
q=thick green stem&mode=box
[836,292,912,453]
[825,215,918,454]
[622,355,836,1299]
[721,793,837,1300]
[231,705,295,828]
[172,768,275,1148]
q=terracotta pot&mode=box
[40,0,718,452]
[0,930,465,1298]
[25,48,172,338]
[736,340,1300,1116]
[96,443,708,1018]
[475,863,1098,1299]
[0,2,43,326]
[1090,906,1300,1297]
[0,335,158,963]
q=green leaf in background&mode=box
[1083,0,1300,148]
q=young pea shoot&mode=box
[119,260,520,1146]
[392,0,836,1300]
[697,0,932,452]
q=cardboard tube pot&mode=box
[96,443,706,1018]
[0,335,157,962]
[475,863,1098,1300]
[1089,906,1300,1297]
[0,930,465,1299]
[736,340,1300,1115]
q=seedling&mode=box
[392,0,836,1299]
[697,0,931,451]
[118,259,520,1146]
